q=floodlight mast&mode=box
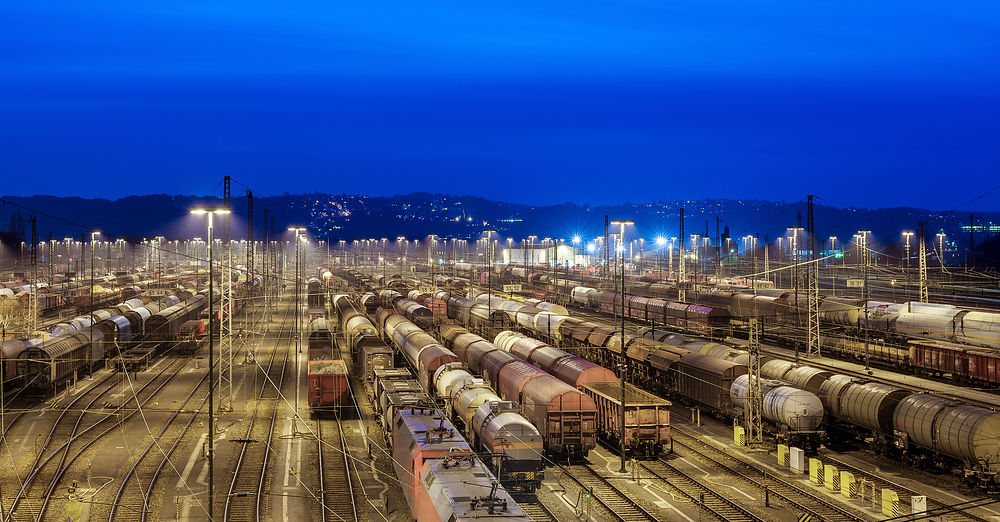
[190,207,230,521]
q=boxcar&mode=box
[674,352,746,416]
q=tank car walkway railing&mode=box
[670,430,869,522]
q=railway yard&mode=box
[2,247,1000,522]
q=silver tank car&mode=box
[730,375,824,431]
[836,382,910,435]
[893,394,1000,469]
[471,400,544,491]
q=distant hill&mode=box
[3,193,999,263]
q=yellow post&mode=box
[809,458,823,484]
[824,464,838,491]
[734,426,746,446]
[840,471,855,497]
[881,489,899,517]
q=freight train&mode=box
[755,358,1000,488]
[331,293,545,492]
[329,296,534,513]
[16,289,212,393]
[452,291,825,450]
[502,267,1000,369]
[390,401,529,521]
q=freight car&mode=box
[432,355,545,491]
[483,292,831,448]
[1,338,29,384]
[729,375,825,449]
[175,319,205,356]
[146,292,209,354]
[307,276,325,308]
[18,332,103,394]
[356,333,394,383]
[581,381,672,458]
[470,400,545,491]
[390,403,528,521]
[306,318,349,415]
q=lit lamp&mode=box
[609,219,633,473]
[656,236,666,279]
[289,227,307,353]
[902,231,913,274]
[190,207,230,522]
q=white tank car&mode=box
[731,374,825,431]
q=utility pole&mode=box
[220,176,234,412]
[678,208,686,302]
[245,192,255,364]
[858,230,872,370]
[806,195,820,358]
[270,216,276,304]
[918,222,928,303]
[715,216,721,281]
[247,190,254,297]
[29,216,37,335]
[610,220,634,474]
[746,318,763,446]
[603,215,610,281]
[970,214,975,270]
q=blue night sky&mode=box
[3,1,999,210]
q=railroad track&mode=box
[822,455,994,522]
[562,464,659,522]
[224,298,293,521]
[671,430,870,522]
[107,362,214,521]
[317,418,358,522]
[511,494,559,522]
[640,458,765,521]
[4,358,186,522]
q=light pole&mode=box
[936,232,947,269]
[89,231,100,314]
[857,230,872,370]
[655,237,666,280]
[190,207,230,522]
[528,235,537,271]
[609,219,633,473]
[902,231,913,281]
[289,227,306,354]
[690,234,700,286]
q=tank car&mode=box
[893,394,1000,486]
[390,403,529,521]
[730,375,825,449]
[471,400,544,492]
